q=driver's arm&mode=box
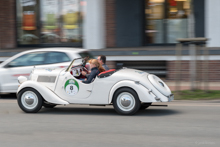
[85,74,89,78]
[82,71,96,84]
[82,71,91,78]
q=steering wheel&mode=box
[71,57,90,78]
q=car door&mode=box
[55,71,94,103]
[1,52,46,92]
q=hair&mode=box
[99,55,106,64]
[89,59,105,72]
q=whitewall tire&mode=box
[113,88,141,115]
[17,88,43,113]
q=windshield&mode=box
[66,57,87,72]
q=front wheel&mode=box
[17,88,43,113]
[113,88,141,115]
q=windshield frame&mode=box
[66,57,83,72]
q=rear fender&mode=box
[108,80,157,104]
[17,81,69,105]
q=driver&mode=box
[82,59,105,84]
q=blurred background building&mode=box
[0,0,219,81]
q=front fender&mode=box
[108,80,157,104]
[17,81,69,105]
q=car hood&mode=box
[32,67,66,76]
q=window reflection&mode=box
[17,0,40,44]
[40,0,60,43]
[166,0,190,43]
[61,0,82,43]
[145,0,191,44]
[17,0,85,45]
[44,52,70,64]
[7,52,46,67]
[146,0,165,44]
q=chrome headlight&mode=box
[18,76,27,84]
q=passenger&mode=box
[97,55,109,70]
[82,59,105,84]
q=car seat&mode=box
[97,69,116,78]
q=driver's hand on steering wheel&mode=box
[81,71,87,76]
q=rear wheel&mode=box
[113,88,141,115]
[17,88,43,113]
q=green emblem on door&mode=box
[64,79,79,95]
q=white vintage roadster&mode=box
[17,57,174,115]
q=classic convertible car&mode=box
[17,57,174,115]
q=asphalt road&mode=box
[0,96,220,147]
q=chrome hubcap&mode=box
[121,97,131,107]
[21,91,38,109]
[117,92,135,111]
[25,95,34,105]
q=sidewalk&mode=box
[165,81,220,91]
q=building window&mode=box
[145,0,191,44]
[16,0,85,46]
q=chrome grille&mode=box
[37,76,56,83]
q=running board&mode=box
[89,104,106,106]
[150,105,168,107]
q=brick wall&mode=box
[106,61,116,69]
[167,60,220,81]
[105,0,116,48]
[0,0,16,49]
